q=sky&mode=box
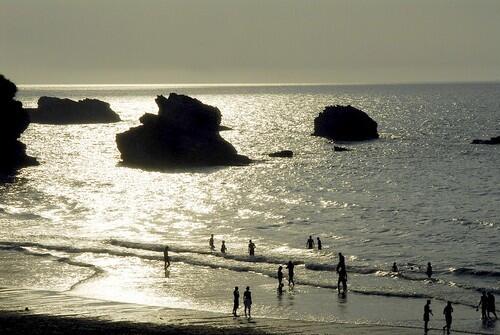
[1,0,500,85]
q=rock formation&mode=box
[471,136,500,145]
[27,97,120,124]
[116,93,251,168]
[268,150,293,158]
[313,105,379,141]
[0,75,38,175]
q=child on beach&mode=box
[221,241,227,254]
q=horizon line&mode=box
[18,79,500,89]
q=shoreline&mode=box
[0,287,494,335]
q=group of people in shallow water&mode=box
[164,236,497,331]
[209,234,256,256]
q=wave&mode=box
[451,267,500,278]
[2,240,498,307]
[0,243,103,290]
[305,263,379,275]
[108,239,304,266]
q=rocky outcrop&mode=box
[471,136,500,145]
[313,105,379,141]
[268,150,293,158]
[27,97,120,124]
[0,75,38,175]
[116,93,251,168]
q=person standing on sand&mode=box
[243,286,252,319]
[487,292,498,319]
[277,266,283,286]
[248,240,255,256]
[232,286,239,317]
[209,234,215,250]
[317,237,322,250]
[286,261,295,286]
[221,240,227,254]
[392,262,399,273]
[426,262,433,279]
[442,301,453,335]
[423,300,433,333]
[163,246,170,269]
[306,236,314,249]
[477,291,489,320]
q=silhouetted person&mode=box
[232,286,239,317]
[221,240,227,254]
[306,236,314,249]
[392,262,398,273]
[209,234,215,250]
[337,252,345,272]
[442,301,453,334]
[338,266,347,294]
[477,292,489,320]
[423,300,433,333]
[243,286,252,318]
[487,292,498,319]
[286,261,295,286]
[248,240,255,256]
[317,237,322,250]
[163,246,170,269]
[426,262,433,279]
[277,266,283,286]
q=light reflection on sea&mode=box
[0,83,499,332]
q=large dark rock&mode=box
[313,105,379,141]
[0,75,38,175]
[471,136,500,145]
[27,97,120,124]
[116,93,251,168]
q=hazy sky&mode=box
[1,0,500,84]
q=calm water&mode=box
[1,83,499,331]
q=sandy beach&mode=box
[1,287,495,334]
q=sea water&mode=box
[1,83,499,332]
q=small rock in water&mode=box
[268,150,293,158]
[471,136,500,145]
[334,146,351,152]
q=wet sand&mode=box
[0,287,493,334]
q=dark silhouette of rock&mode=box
[313,105,379,141]
[0,75,38,175]
[471,136,500,145]
[268,150,293,158]
[116,93,251,168]
[334,146,351,152]
[27,97,120,124]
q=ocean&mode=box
[1,83,499,333]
